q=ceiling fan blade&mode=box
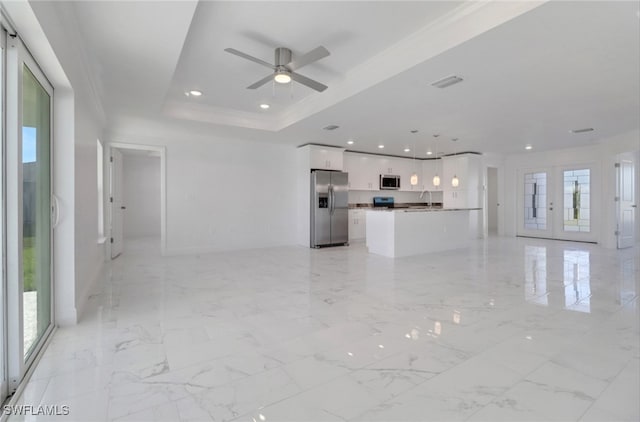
[288,46,330,71]
[224,48,274,69]
[247,74,274,90]
[290,72,328,92]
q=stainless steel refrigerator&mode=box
[310,170,349,247]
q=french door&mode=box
[518,164,599,243]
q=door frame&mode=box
[106,142,167,257]
[5,33,55,392]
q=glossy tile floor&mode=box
[10,237,639,421]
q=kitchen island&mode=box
[366,207,480,258]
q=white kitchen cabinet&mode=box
[397,158,423,192]
[377,156,400,176]
[348,209,366,241]
[344,153,378,190]
[421,159,444,191]
[308,145,344,171]
[442,154,482,208]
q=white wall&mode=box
[108,118,298,254]
[5,1,106,325]
[504,129,640,248]
[122,155,161,238]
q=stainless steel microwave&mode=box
[380,174,401,190]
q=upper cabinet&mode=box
[303,146,483,200]
[397,158,423,192]
[421,159,443,191]
[344,153,378,190]
[306,145,344,171]
[442,154,483,208]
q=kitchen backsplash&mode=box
[349,190,443,205]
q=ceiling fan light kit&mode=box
[224,46,330,92]
[274,70,292,84]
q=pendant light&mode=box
[410,131,418,186]
[432,135,441,187]
[451,138,459,188]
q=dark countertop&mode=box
[348,202,443,209]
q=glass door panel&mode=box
[518,169,553,238]
[553,165,598,242]
[21,64,51,359]
[562,169,590,233]
[524,172,548,231]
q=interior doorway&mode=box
[616,153,636,249]
[107,143,166,258]
[487,167,498,235]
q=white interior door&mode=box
[110,148,124,258]
[617,159,636,248]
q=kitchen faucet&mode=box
[419,190,433,208]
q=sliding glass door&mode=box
[518,164,599,243]
[1,25,7,402]
[3,31,54,395]
[21,64,52,359]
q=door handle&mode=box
[632,205,637,208]
[51,194,61,229]
[549,207,553,211]
[331,187,336,215]
[121,206,126,210]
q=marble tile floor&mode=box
[8,236,639,422]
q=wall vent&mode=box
[570,128,594,134]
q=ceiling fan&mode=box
[224,46,330,92]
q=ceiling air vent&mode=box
[431,75,463,88]
[323,125,340,131]
[570,128,594,134]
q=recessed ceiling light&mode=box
[378,145,384,149]
[404,148,411,153]
[570,128,594,134]
[347,140,354,145]
[188,90,202,96]
[525,144,532,150]
[259,104,270,109]
[426,150,433,155]
[431,75,463,89]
